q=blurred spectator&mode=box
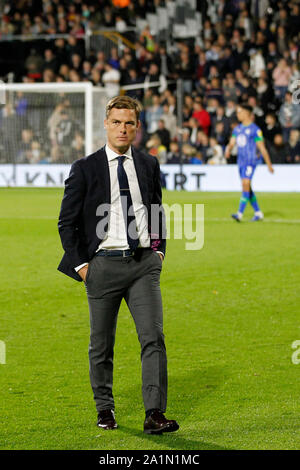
[187,117,200,145]
[249,49,266,79]
[17,128,34,163]
[278,92,300,142]
[146,134,167,164]
[189,151,204,165]
[263,113,282,148]
[211,105,231,137]
[71,132,85,160]
[28,140,47,164]
[25,48,44,81]
[166,141,181,164]
[268,134,289,164]
[161,104,177,140]
[43,48,59,74]
[192,99,211,135]
[0,103,22,159]
[206,137,226,165]
[272,59,292,101]
[145,94,163,134]
[102,63,121,98]
[286,129,300,164]
[156,119,171,151]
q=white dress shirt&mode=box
[75,144,163,272]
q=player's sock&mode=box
[238,191,250,215]
[249,190,260,212]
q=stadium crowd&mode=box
[0,0,300,164]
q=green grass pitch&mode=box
[0,188,300,450]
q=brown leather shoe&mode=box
[144,410,179,434]
[97,409,117,430]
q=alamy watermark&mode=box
[291,80,300,104]
[96,201,204,251]
[0,80,6,106]
[291,340,300,365]
[0,340,6,364]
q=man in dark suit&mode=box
[58,96,179,435]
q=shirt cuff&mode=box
[74,262,88,272]
[156,251,164,259]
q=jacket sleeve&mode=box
[58,160,89,268]
[150,157,167,256]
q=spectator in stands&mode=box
[272,59,292,101]
[166,141,181,164]
[279,92,300,142]
[263,113,282,149]
[206,137,226,165]
[192,98,211,135]
[0,103,22,159]
[108,47,120,70]
[17,128,34,163]
[55,109,74,163]
[145,134,167,164]
[189,150,204,165]
[15,91,28,117]
[154,44,174,79]
[213,121,228,149]
[276,25,288,57]
[102,63,121,98]
[25,48,44,81]
[195,131,210,162]
[71,131,85,160]
[43,48,59,74]
[256,77,274,114]
[268,134,289,164]
[286,129,300,164]
[123,68,143,100]
[143,62,161,94]
[59,64,70,81]
[28,140,47,164]
[55,38,69,67]
[70,53,83,75]
[249,49,266,79]
[174,49,195,94]
[161,104,177,140]
[156,119,171,151]
[223,75,240,103]
[145,94,163,134]
[211,105,231,138]
[187,117,200,146]
[43,68,56,82]
[82,60,92,81]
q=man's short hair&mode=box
[239,103,253,114]
[106,95,142,121]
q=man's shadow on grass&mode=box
[117,366,235,450]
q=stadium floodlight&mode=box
[0,82,107,165]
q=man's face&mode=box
[236,107,250,122]
[104,107,140,154]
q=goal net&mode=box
[0,83,107,165]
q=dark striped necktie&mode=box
[117,156,139,251]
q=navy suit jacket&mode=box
[57,146,166,281]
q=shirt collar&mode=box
[105,144,133,162]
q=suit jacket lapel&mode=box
[132,147,148,206]
[93,146,111,203]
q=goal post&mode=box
[0,82,107,166]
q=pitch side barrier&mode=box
[0,164,298,191]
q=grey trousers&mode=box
[84,249,168,414]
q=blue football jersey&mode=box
[232,123,263,166]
